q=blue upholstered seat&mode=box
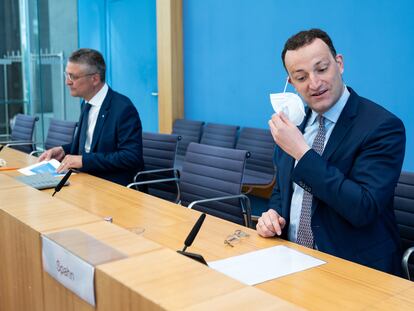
[236,127,276,188]
[0,114,39,153]
[132,132,181,202]
[394,171,414,280]
[200,122,239,149]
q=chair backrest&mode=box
[394,171,414,278]
[45,119,78,150]
[141,132,181,201]
[10,114,39,153]
[236,127,276,182]
[172,119,204,156]
[200,123,239,149]
[180,142,248,225]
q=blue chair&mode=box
[394,171,414,280]
[182,143,251,227]
[129,132,181,202]
[200,122,239,149]
[235,127,276,190]
[0,114,39,153]
[129,142,252,227]
[172,119,204,170]
[30,119,78,156]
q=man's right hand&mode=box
[256,209,286,238]
[38,146,65,162]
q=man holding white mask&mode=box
[256,28,405,275]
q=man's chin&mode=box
[308,99,334,114]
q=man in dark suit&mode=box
[256,29,406,275]
[39,48,143,186]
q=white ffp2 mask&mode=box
[269,92,306,126]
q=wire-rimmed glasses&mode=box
[224,229,250,247]
[64,71,97,82]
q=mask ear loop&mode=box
[283,76,289,93]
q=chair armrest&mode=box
[5,141,37,147]
[0,139,32,145]
[127,177,181,203]
[402,246,414,280]
[188,194,252,228]
[30,150,43,157]
[134,167,180,182]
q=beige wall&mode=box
[156,0,184,133]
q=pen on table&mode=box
[0,167,19,171]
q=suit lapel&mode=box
[90,88,112,151]
[322,87,359,160]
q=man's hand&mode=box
[56,155,83,173]
[256,209,286,237]
[38,146,65,162]
[269,112,310,161]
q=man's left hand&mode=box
[57,155,83,173]
[269,112,310,161]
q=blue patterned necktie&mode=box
[296,115,326,248]
[78,103,92,155]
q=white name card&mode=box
[42,235,96,306]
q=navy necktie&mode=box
[296,115,326,248]
[78,103,92,155]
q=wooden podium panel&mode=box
[367,286,414,310]
[0,145,37,168]
[96,248,300,311]
[181,287,301,311]
[42,173,194,228]
[0,173,26,190]
[2,148,414,311]
[0,176,101,311]
[42,222,163,311]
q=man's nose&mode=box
[309,74,322,90]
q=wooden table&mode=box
[1,147,414,310]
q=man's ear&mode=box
[92,74,101,86]
[335,54,344,74]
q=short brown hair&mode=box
[69,48,106,82]
[281,29,337,70]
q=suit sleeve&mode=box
[268,148,283,216]
[292,116,405,228]
[62,143,72,155]
[81,104,143,173]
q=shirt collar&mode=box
[308,85,350,125]
[87,83,108,107]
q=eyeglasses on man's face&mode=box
[64,71,97,82]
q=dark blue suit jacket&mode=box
[269,87,406,275]
[63,87,144,186]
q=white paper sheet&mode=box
[18,159,63,176]
[208,245,326,285]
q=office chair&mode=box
[200,122,239,149]
[128,143,252,227]
[30,119,78,156]
[0,114,39,153]
[131,132,181,201]
[235,127,276,191]
[394,171,414,280]
[172,119,204,170]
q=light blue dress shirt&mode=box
[288,86,350,242]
